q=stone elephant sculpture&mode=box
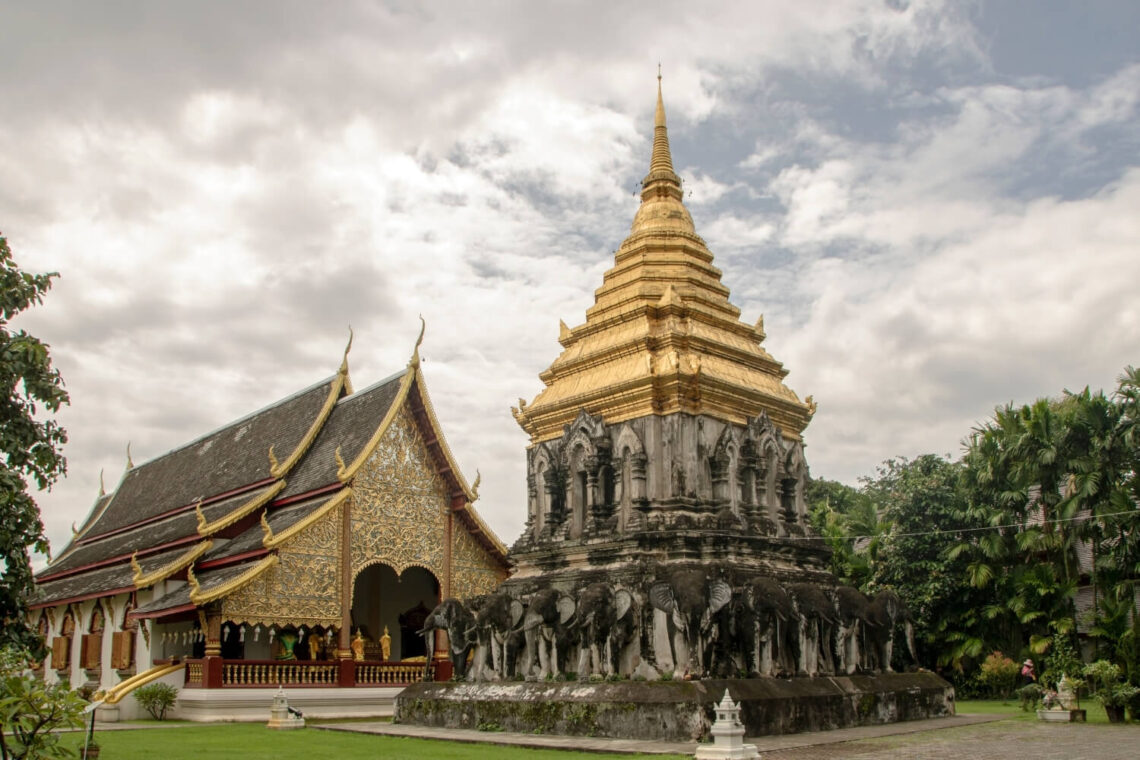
[864,589,916,673]
[833,586,869,675]
[518,588,576,680]
[418,598,476,680]
[787,582,838,676]
[468,592,524,681]
[648,568,732,679]
[573,582,636,679]
[743,577,798,677]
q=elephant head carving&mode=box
[648,569,732,678]
[469,592,524,680]
[864,589,916,672]
[419,598,476,679]
[787,582,838,676]
[743,577,797,677]
[574,583,636,679]
[833,586,869,675]
[519,588,576,679]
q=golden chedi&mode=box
[509,76,824,581]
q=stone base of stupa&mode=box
[395,672,954,742]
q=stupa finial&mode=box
[650,68,676,176]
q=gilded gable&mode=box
[350,405,448,579]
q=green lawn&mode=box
[957,698,1119,724]
[63,723,689,760]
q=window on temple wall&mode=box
[52,610,75,671]
[82,603,105,670]
[35,613,49,669]
[112,596,137,671]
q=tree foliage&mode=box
[808,366,1140,680]
[0,234,69,657]
[0,646,85,760]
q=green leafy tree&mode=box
[860,455,990,673]
[0,646,85,760]
[806,478,884,587]
[0,234,69,657]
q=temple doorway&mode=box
[350,563,440,661]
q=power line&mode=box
[792,507,1139,542]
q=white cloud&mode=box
[0,2,1134,569]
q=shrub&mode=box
[134,682,178,720]
[1017,683,1043,712]
[977,651,1020,699]
[1082,660,1140,709]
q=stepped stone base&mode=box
[395,672,954,741]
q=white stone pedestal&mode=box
[266,687,305,730]
[1036,708,1086,722]
[694,692,759,760]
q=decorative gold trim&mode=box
[188,555,279,606]
[263,488,352,549]
[99,662,185,705]
[411,371,508,558]
[260,511,274,544]
[268,446,279,472]
[132,540,214,589]
[268,353,351,479]
[197,481,287,537]
[337,367,416,483]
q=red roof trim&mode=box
[29,585,136,610]
[79,477,278,544]
[37,535,202,583]
[129,603,197,621]
[196,548,270,571]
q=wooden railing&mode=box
[222,660,338,687]
[186,661,204,686]
[183,658,435,687]
[355,661,434,685]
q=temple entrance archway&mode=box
[350,563,440,661]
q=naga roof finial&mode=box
[471,469,482,501]
[408,315,426,369]
[126,442,134,469]
[99,468,105,497]
[340,326,354,375]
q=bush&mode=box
[1017,683,1043,712]
[1082,660,1140,709]
[134,682,178,720]
[977,651,1020,699]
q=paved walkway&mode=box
[314,714,1005,756]
[761,719,1140,760]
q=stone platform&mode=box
[395,672,954,742]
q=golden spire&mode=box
[633,70,692,234]
[650,66,676,177]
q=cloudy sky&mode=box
[4,1,1138,565]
